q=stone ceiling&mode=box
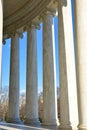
[4,0,29,18]
[3,0,52,35]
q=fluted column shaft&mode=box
[75,0,87,130]
[8,34,21,124]
[25,25,40,125]
[42,13,58,126]
[0,0,3,121]
[58,0,78,130]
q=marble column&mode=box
[25,25,40,126]
[75,0,87,130]
[58,0,78,130]
[8,33,21,124]
[42,13,58,126]
[0,0,3,121]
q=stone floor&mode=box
[0,122,58,130]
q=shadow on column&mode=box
[58,0,72,130]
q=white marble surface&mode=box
[58,0,78,130]
[8,34,21,123]
[0,122,58,130]
[25,26,39,125]
[42,13,58,126]
[75,0,87,130]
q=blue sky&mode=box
[2,0,74,93]
[2,17,59,93]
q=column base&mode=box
[42,119,58,126]
[24,118,40,126]
[78,124,87,130]
[7,118,23,124]
[59,124,72,130]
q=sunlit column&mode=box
[0,0,3,121]
[75,0,87,130]
[42,12,58,126]
[58,0,78,130]
[8,33,21,124]
[25,24,40,126]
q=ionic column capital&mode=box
[8,31,24,39]
[58,0,67,7]
[31,22,40,30]
[40,8,57,21]
[46,7,57,16]
[24,22,40,32]
[2,38,6,45]
[2,31,24,45]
